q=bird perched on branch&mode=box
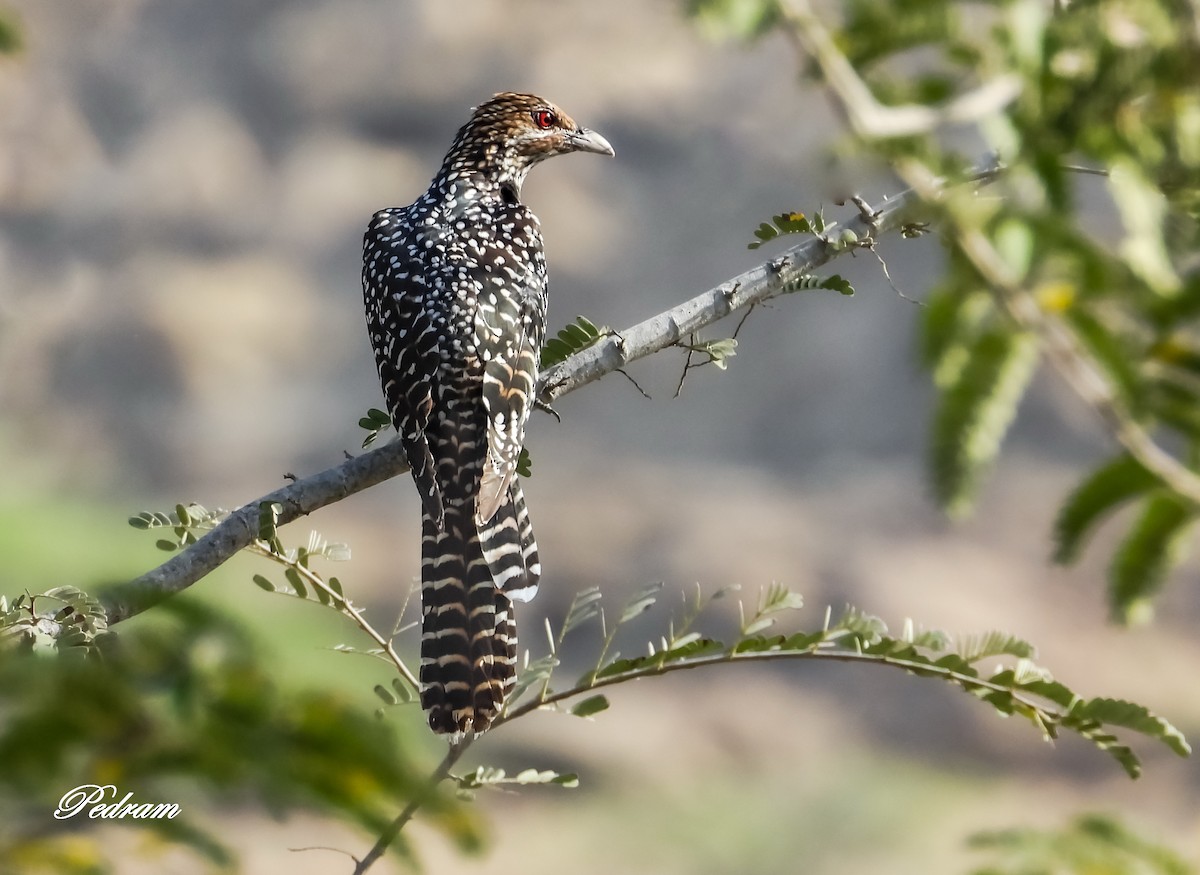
[362,93,614,736]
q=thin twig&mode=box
[731,301,758,339]
[249,544,419,691]
[615,367,652,399]
[674,338,696,398]
[352,739,472,875]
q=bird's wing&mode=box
[474,246,546,524]
[363,208,445,526]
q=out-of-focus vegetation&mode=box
[0,598,477,874]
[0,7,20,54]
[699,0,1200,621]
[969,813,1195,875]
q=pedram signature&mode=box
[54,785,180,820]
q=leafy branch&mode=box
[766,0,1200,617]
[347,582,1189,872]
[101,168,936,626]
[0,586,109,655]
[129,504,420,692]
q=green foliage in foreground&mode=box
[969,813,1195,875]
[0,599,474,874]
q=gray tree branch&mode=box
[103,186,925,626]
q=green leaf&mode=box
[540,316,605,368]
[251,575,276,592]
[284,567,308,599]
[559,587,604,639]
[931,329,1039,516]
[781,273,855,296]
[258,501,283,545]
[921,289,993,386]
[359,408,392,448]
[682,337,738,370]
[373,683,398,706]
[570,695,610,718]
[512,768,579,787]
[516,447,533,479]
[747,211,818,250]
[619,582,663,625]
[1072,698,1191,758]
[993,219,1034,282]
[1067,310,1144,415]
[1109,493,1196,623]
[458,766,579,790]
[507,654,559,704]
[955,631,1035,662]
[1108,159,1181,294]
[1053,454,1161,564]
[748,222,779,249]
[390,677,414,704]
[822,274,855,296]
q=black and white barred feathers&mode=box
[362,93,613,736]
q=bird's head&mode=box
[440,92,614,192]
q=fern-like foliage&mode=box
[1052,455,1199,623]
[747,210,826,250]
[129,503,420,693]
[781,273,856,296]
[680,336,738,370]
[539,315,606,369]
[498,584,1189,779]
[929,326,1039,517]
[1108,494,1197,624]
[0,586,109,656]
[1053,454,1163,564]
[452,766,579,798]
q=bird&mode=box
[362,93,614,737]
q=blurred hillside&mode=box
[0,1,1198,873]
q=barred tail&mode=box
[419,504,517,737]
[480,479,541,603]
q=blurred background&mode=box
[0,1,1197,872]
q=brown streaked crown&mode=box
[437,92,613,188]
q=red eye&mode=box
[533,109,557,129]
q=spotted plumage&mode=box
[362,92,613,736]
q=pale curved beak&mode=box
[570,127,615,157]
